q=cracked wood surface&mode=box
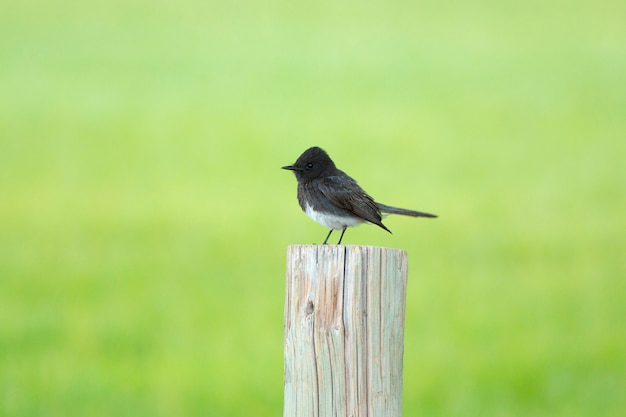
[284,245,408,417]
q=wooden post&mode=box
[284,245,408,417]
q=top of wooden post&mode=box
[287,244,407,256]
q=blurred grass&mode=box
[1,0,624,416]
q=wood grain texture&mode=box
[284,245,408,417]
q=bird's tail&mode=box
[377,203,437,218]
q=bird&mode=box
[282,146,437,244]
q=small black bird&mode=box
[282,146,437,244]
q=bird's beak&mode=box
[282,165,300,171]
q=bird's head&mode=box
[282,146,336,181]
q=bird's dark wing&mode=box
[319,174,391,233]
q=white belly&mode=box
[304,202,364,230]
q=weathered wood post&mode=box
[284,245,408,417]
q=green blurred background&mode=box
[1,0,624,416]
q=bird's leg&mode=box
[337,227,347,245]
[322,229,333,245]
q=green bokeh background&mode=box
[1,1,624,416]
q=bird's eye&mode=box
[306,163,314,169]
